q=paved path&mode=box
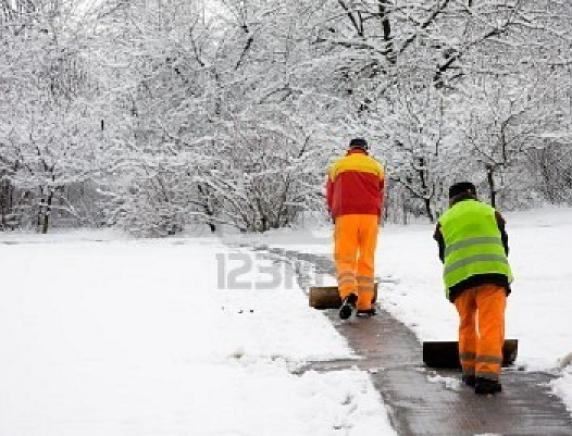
[261,247,572,436]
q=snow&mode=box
[254,207,572,416]
[2,206,572,432]
[553,365,572,415]
[0,236,394,435]
[426,373,462,391]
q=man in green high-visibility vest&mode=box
[434,182,513,395]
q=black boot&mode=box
[357,308,377,318]
[462,375,476,387]
[474,377,502,395]
[339,294,358,320]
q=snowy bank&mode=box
[0,237,394,435]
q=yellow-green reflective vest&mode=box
[438,199,513,299]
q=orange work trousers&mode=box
[454,284,506,382]
[334,214,379,311]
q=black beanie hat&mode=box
[349,138,368,150]
[449,181,477,199]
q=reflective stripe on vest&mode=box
[438,200,513,298]
[444,254,509,276]
[444,236,504,257]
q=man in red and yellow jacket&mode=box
[326,138,385,319]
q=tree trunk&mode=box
[378,0,395,63]
[486,165,497,208]
[37,198,45,230]
[197,184,217,233]
[417,157,435,222]
[41,191,53,234]
[424,197,434,223]
[0,179,7,229]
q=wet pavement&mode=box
[259,247,572,436]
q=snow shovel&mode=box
[309,283,378,309]
[422,339,518,368]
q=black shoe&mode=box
[462,375,476,387]
[339,294,358,320]
[474,377,502,395]
[357,308,377,318]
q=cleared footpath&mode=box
[261,247,572,436]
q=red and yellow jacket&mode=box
[326,149,385,218]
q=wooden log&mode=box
[422,339,518,368]
[309,284,378,310]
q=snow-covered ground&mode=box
[0,236,395,435]
[2,206,571,434]
[247,207,572,415]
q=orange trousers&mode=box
[334,214,379,311]
[454,284,506,382]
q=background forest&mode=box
[1,0,572,235]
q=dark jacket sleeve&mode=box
[495,211,509,256]
[433,223,445,263]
